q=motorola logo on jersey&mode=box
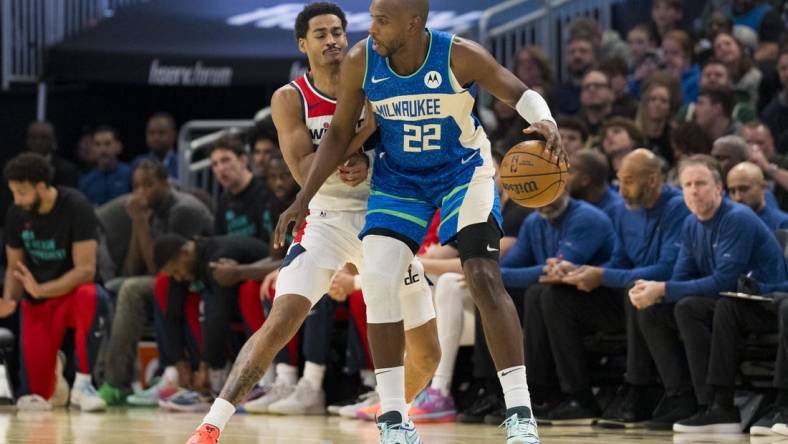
[424,71,442,89]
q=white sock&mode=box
[376,366,408,422]
[163,366,178,386]
[302,362,325,390]
[430,375,451,397]
[202,398,236,432]
[74,372,92,387]
[259,364,276,386]
[497,365,532,410]
[275,363,297,386]
[209,368,227,394]
[360,369,376,388]
[432,273,469,397]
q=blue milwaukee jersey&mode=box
[363,29,490,188]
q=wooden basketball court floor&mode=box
[0,409,781,444]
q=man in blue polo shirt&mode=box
[549,149,689,426]
[629,154,787,432]
[727,161,788,230]
[566,148,623,221]
[79,125,131,206]
[500,190,615,417]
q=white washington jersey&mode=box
[289,73,373,211]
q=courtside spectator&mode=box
[695,88,740,141]
[25,121,80,188]
[727,162,788,229]
[635,72,682,163]
[557,35,595,115]
[599,117,643,175]
[210,134,274,243]
[676,59,758,125]
[543,149,688,424]
[251,128,279,179]
[661,30,700,104]
[651,0,683,44]
[562,149,689,427]
[1,153,108,412]
[629,155,787,430]
[566,149,623,220]
[499,192,615,419]
[79,125,131,206]
[557,116,590,157]
[152,234,269,411]
[98,160,213,406]
[762,48,788,148]
[132,112,178,180]
[579,69,618,138]
[711,135,750,189]
[713,32,762,106]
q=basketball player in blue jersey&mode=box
[274,1,562,442]
[185,4,440,444]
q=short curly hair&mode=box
[4,152,54,186]
[153,233,189,272]
[294,2,347,41]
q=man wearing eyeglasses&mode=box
[727,162,788,230]
[578,69,616,139]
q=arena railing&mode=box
[479,0,614,82]
[1,0,148,90]
[176,117,262,204]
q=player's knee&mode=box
[362,235,413,324]
[463,264,503,297]
[362,267,403,324]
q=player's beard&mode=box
[22,193,43,215]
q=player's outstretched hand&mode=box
[274,194,309,249]
[523,119,566,165]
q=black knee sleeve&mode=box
[456,216,503,264]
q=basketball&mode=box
[500,139,568,208]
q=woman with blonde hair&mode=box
[635,72,682,164]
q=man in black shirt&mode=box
[152,234,268,410]
[211,135,270,241]
[0,153,108,412]
[25,121,80,188]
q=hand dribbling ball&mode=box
[500,140,568,208]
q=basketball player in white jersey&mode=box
[275,0,563,443]
[185,4,438,443]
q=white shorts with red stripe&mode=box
[275,209,435,330]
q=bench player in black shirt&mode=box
[151,234,270,411]
[0,153,109,412]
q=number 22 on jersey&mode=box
[403,124,441,152]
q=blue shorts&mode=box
[360,160,502,250]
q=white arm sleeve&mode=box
[515,89,556,127]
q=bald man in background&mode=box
[558,149,690,428]
[727,162,788,230]
[566,149,622,221]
